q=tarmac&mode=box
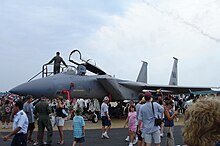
[0,118,185,146]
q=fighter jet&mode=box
[10,50,213,100]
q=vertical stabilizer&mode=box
[136,61,148,83]
[169,57,178,85]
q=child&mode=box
[124,105,137,146]
[72,109,85,146]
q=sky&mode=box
[1,0,220,91]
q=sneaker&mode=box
[27,139,35,144]
[133,137,138,144]
[160,133,164,138]
[125,136,129,142]
[33,142,38,146]
[128,142,133,146]
[101,134,104,139]
[2,125,5,129]
[103,132,109,139]
[33,141,47,145]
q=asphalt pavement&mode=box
[0,126,184,146]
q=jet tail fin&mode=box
[169,57,178,85]
[136,61,148,83]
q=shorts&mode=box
[56,117,65,126]
[28,123,35,131]
[101,116,111,126]
[74,137,85,143]
[143,130,161,144]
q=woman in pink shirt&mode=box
[124,105,137,146]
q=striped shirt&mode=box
[73,116,85,138]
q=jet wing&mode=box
[97,77,138,100]
[119,81,212,94]
[97,78,122,98]
[97,77,212,100]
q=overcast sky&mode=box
[1,0,220,91]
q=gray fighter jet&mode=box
[10,50,212,100]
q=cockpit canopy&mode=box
[62,66,77,75]
[62,65,87,76]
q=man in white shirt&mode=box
[101,96,111,139]
[184,94,194,110]
[3,100,29,146]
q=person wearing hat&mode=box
[137,92,164,146]
[101,96,111,139]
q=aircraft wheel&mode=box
[92,113,98,123]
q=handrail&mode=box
[28,68,46,82]
[28,64,74,82]
[42,64,54,78]
[28,64,53,82]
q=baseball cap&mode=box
[103,96,109,101]
[144,92,152,98]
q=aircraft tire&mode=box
[92,114,98,123]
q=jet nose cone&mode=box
[10,78,55,98]
[10,85,25,95]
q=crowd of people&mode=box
[120,92,220,146]
[0,92,220,146]
[0,95,86,146]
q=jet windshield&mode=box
[62,67,77,75]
